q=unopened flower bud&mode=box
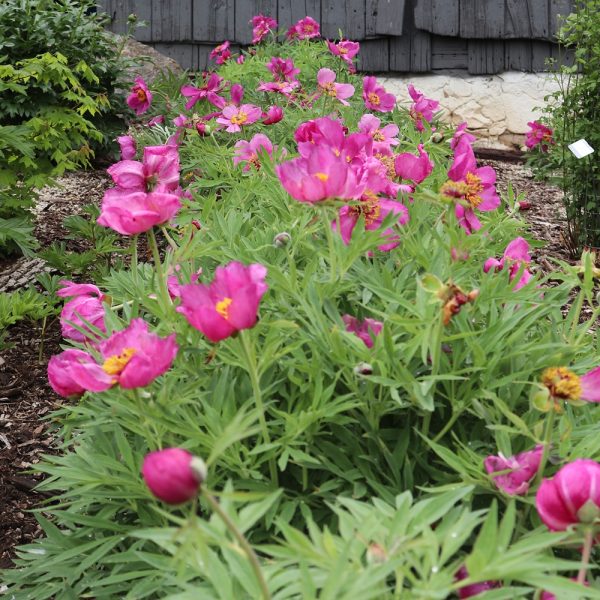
[366,543,387,564]
[430,131,444,144]
[354,362,373,376]
[273,232,291,247]
[127,13,138,23]
[517,201,531,211]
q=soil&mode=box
[0,157,574,570]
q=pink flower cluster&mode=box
[251,14,277,44]
[526,121,554,152]
[126,77,152,115]
[287,16,320,40]
[327,39,360,73]
[210,40,231,65]
[483,237,533,290]
[57,280,107,343]
[408,84,439,132]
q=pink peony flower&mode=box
[216,104,262,133]
[180,72,223,110]
[210,40,231,65]
[266,57,300,81]
[526,121,554,152]
[358,114,399,153]
[177,262,268,343]
[483,237,533,290]
[117,135,136,160]
[58,280,106,343]
[395,144,434,184]
[126,77,152,115]
[263,105,283,125]
[536,459,600,531]
[484,445,543,495]
[146,115,165,127]
[408,84,439,132]
[342,314,383,348]
[541,365,600,403]
[441,137,500,234]
[316,68,355,106]
[251,14,277,44]
[276,145,366,203]
[455,566,501,598]
[287,16,320,40]
[257,79,299,97]
[327,39,360,72]
[362,76,396,113]
[48,349,113,397]
[451,122,476,150]
[233,134,273,171]
[142,448,205,504]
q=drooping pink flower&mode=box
[484,445,543,496]
[276,145,366,203]
[395,144,434,185]
[526,121,554,152]
[358,114,399,153]
[287,16,320,40]
[180,72,223,110]
[146,115,165,127]
[117,135,136,160]
[362,76,396,113]
[47,349,113,397]
[327,39,360,72]
[58,280,107,343]
[177,262,268,343]
[251,14,277,44]
[408,84,439,132]
[216,104,262,133]
[541,365,600,403]
[210,40,231,65]
[266,57,300,82]
[455,566,501,598]
[483,237,533,290]
[126,77,152,115]
[142,448,206,504]
[263,105,283,125]
[257,79,299,97]
[233,134,273,171]
[451,122,476,150]
[342,314,383,348]
[536,459,600,532]
[316,68,355,106]
[441,137,500,234]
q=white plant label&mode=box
[568,139,594,159]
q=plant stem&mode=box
[202,490,272,600]
[577,527,594,586]
[130,235,139,289]
[147,228,172,313]
[38,315,48,364]
[322,208,337,284]
[240,330,278,486]
[534,407,556,488]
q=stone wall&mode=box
[382,71,561,151]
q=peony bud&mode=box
[273,231,291,247]
[142,448,206,504]
[455,565,501,598]
[354,362,373,376]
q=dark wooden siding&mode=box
[98,0,574,74]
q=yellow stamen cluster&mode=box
[230,111,248,125]
[320,82,338,97]
[368,92,381,106]
[135,88,147,102]
[375,153,396,179]
[103,348,136,376]
[541,367,582,401]
[464,172,484,207]
[215,297,233,320]
[351,192,381,226]
[373,130,385,142]
[315,172,329,182]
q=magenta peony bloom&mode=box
[395,144,434,184]
[210,40,231,64]
[257,79,299,98]
[327,39,360,72]
[251,14,277,44]
[233,134,273,171]
[451,122,476,150]
[287,16,320,40]
[142,448,205,504]
[484,445,543,496]
[316,68,355,105]
[536,459,600,531]
[455,566,501,598]
[177,262,268,343]
[342,314,383,348]
[441,137,500,234]
[358,114,399,153]
[117,135,136,160]
[266,57,300,82]
[48,349,113,397]
[276,145,366,203]
[180,72,223,110]
[526,121,554,152]
[362,76,396,113]
[58,280,106,343]
[483,237,533,290]
[408,84,439,132]
[126,77,152,115]
[263,105,283,125]
[216,104,262,133]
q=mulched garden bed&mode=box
[0,157,573,569]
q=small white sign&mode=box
[568,139,594,159]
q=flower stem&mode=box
[322,208,338,284]
[534,407,556,488]
[240,330,278,486]
[202,490,272,600]
[147,228,172,313]
[130,235,139,289]
[577,527,594,586]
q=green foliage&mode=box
[527,0,600,251]
[0,287,57,329]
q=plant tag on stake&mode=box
[568,139,594,159]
